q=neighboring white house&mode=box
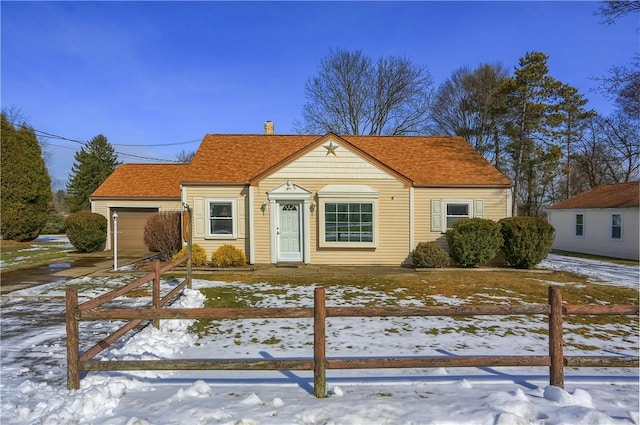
[546,182,639,261]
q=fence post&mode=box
[549,285,564,388]
[314,287,327,398]
[66,288,80,390]
[153,259,161,329]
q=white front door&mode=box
[278,202,302,262]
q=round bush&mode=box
[412,241,451,268]
[172,244,208,267]
[445,218,502,267]
[212,245,247,268]
[499,216,555,269]
[64,212,107,253]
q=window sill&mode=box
[319,242,377,249]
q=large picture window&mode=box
[324,202,373,243]
[206,199,236,238]
[317,184,379,248]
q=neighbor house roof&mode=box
[547,182,640,209]
[91,163,189,199]
[185,133,511,187]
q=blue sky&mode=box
[1,1,638,190]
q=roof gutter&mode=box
[412,183,512,189]
[180,181,249,186]
[90,196,181,201]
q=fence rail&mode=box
[66,255,189,389]
[67,281,639,398]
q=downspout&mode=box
[248,186,256,264]
[180,184,187,246]
[409,187,415,262]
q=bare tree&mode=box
[176,149,196,163]
[431,63,509,168]
[573,113,640,187]
[595,1,640,118]
[598,0,640,25]
[296,49,433,135]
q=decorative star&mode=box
[324,141,338,156]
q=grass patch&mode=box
[188,269,638,306]
[0,239,72,271]
[184,268,638,349]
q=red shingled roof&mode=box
[91,163,189,198]
[186,134,319,183]
[185,133,511,187]
[92,134,511,199]
[548,182,640,209]
[341,135,510,187]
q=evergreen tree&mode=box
[66,134,119,212]
[548,84,594,200]
[0,113,52,241]
[496,52,564,216]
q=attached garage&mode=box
[110,207,158,250]
[91,163,190,251]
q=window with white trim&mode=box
[206,199,236,238]
[575,214,584,236]
[445,201,472,229]
[611,213,622,239]
[324,202,373,243]
[318,184,379,248]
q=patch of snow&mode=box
[0,255,637,424]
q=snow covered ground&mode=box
[0,255,638,425]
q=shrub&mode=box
[499,216,555,269]
[172,244,208,267]
[41,211,66,234]
[445,218,502,267]
[212,245,247,268]
[64,212,107,252]
[412,241,451,268]
[143,212,181,260]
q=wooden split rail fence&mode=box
[67,273,639,398]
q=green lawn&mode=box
[0,237,73,272]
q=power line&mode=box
[46,142,181,163]
[5,121,192,162]
[8,119,201,148]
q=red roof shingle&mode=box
[92,133,511,199]
[91,163,189,198]
[185,133,511,186]
[548,182,640,209]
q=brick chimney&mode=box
[264,120,274,135]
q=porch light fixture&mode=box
[261,202,268,213]
[310,201,317,213]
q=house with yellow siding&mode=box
[91,126,512,265]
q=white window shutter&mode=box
[194,197,204,237]
[474,200,484,218]
[431,199,442,232]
